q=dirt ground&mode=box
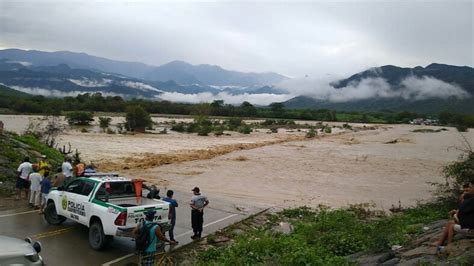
[2,114,473,211]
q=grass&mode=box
[196,202,450,265]
[0,132,64,181]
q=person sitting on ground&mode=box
[29,166,43,209]
[16,156,33,200]
[432,192,474,248]
[132,210,176,266]
[39,173,52,214]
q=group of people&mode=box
[15,155,95,213]
[132,186,209,266]
[432,181,474,249]
[16,156,52,212]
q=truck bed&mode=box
[108,197,164,208]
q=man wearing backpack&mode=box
[132,210,176,266]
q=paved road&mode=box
[0,191,261,266]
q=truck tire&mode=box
[44,201,66,225]
[89,221,108,250]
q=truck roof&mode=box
[87,176,132,183]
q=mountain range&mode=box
[0,49,287,86]
[0,48,473,114]
[285,64,474,113]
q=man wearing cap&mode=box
[190,187,209,239]
[132,210,176,266]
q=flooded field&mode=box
[2,114,473,210]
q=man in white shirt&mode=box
[190,187,209,239]
[16,157,33,200]
[29,168,43,209]
[62,158,73,182]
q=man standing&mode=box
[190,187,209,239]
[38,155,50,178]
[162,190,179,244]
[52,167,65,187]
[29,167,43,209]
[62,158,73,182]
[16,157,33,200]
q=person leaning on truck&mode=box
[190,187,209,240]
[132,210,176,266]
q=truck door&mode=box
[63,179,96,224]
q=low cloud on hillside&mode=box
[159,91,293,106]
[278,75,470,103]
[9,86,130,99]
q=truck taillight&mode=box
[114,212,127,226]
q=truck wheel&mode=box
[44,202,66,225]
[89,221,108,250]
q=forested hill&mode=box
[284,64,474,114]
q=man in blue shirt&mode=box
[163,190,179,244]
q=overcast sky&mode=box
[0,0,472,78]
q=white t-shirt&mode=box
[17,162,33,180]
[62,162,73,177]
[29,173,43,191]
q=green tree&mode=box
[98,117,112,132]
[125,105,152,131]
[65,111,94,125]
[240,101,257,117]
[269,102,285,117]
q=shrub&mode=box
[98,116,112,131]
[306,127,317,138]
[198,125,212,136]
[324,127,332,134]
[125,105,152,131]
[171,123,186,132]
[214,126,224,136]
[65,111,94,126]
[227,117,243,130]
[106,128,115,134]
[238,125,252,134]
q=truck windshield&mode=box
[96,182,136,199]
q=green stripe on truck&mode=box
[91,199,126,212]
[133,207,164,213]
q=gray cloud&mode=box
[9,86,130,98]
[278,76,470,103]
[159,91,293,105]
[0,0,471,78]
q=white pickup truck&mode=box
[44,176,170,250]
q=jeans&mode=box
[168,220,176,241]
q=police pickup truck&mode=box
[44,176,170,250]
